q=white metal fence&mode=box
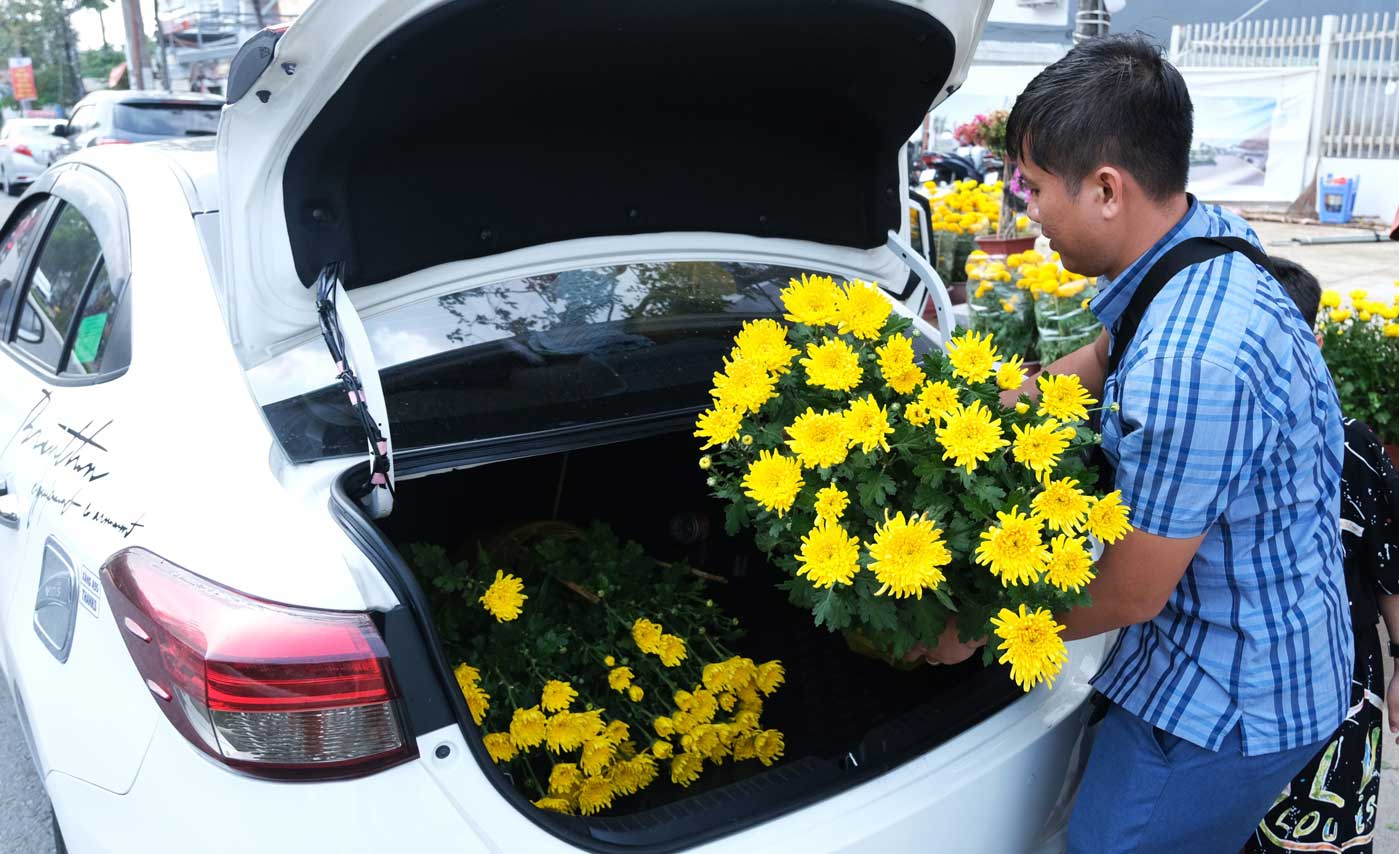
[1171,13,1399,160]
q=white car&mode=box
[0,2,1107,852]
[0,119,67,196]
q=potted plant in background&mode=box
[1317,289,1399,465]
[952,110,1039,256]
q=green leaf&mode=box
[813,587,853,631]
[932,585,958,613]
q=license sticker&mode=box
[72,312,108,366]
[79,568,100,618]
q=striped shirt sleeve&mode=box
[1113,356,1276,539]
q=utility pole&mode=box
[120,0,147,90]
[1074,0,1110,43]
[153,0,171,90]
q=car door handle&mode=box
[0,480,20,528]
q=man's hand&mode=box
[903,617,987,666]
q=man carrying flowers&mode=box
[933,34,1352,853]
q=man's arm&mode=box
[1002,329,1110,408]
[1058,528,1205,641]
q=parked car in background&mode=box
[0,119,68,196]
[58,90,223,153]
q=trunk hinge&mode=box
[885,228,956,348]
[315,261,395,518]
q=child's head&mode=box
[1270,257,1321,329]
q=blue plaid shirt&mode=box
[1089,197,1352,756]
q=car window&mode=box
[63,261,129,376]
[113,103,220,137]
[258,261,890,461]
[66,106,95,137]
[0,199,49,338]
[13,204,104,373]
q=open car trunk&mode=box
[368,426,1022,847]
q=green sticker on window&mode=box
[72,312,108,365]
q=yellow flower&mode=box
[742,449,805,516]
[915,380,960,425]
[1044,534,1095,593]
[509,706,548,750]
[546,711,596,753]
[742,435,754,446]
[710,355,778,414]
[1032,477,1091,533]
[801,337,864,392]
[733,733,758,762]
[796,520,862,588]
[813,483,850,523]
[876,334,926,395]
[786,407,850,469]
[698,455,711,470]
[483,732,517,764]
[936,399,1009,472]
[1016,214,1031,231]
[577,775,615,815]
[691,689,719,723]
[608,667,635,692]
[975,508,1050,586]
[1036,373,1096,423]
[945,329,1001,384]
[480,570,528,622]
[671,752,704,787]
[836,279,893,340]
[603,655,615,667]
[991,605,1069,691]
[1086,490,1133,544]
[756,661,785,696]
[754,729,786,766]
[657,634,687,667]
[652,740,674,759]
[1385,322,1399,338]
[867,510,952,599]
[780,273,843,326]
[653,716,675,738]
[1006,253,1024,269]
[694,406,743,450]
[996,354,1027,391]
[1011,417,1076,480]
[732,318,798,374]
[843,394,894,454]
[1329,308,1352,324]
[533,797,572,814]
[1000,299,1016,314]
[581,737,617,776]
[1056,282,1086,298]
[1081,297,1092,311]
[611,754,658,796]
[1350,288,1369,302]
[454,663,490,726]
[1319,290,1342,309]
[541,680,577,713]
[549,762,583,796]
[632,618,664,654]
[1359,310,1374,322]
[1015,401,1030,414]
[628,685,645,702]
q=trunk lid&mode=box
[215,0,989,366]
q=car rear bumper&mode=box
[50,634,1107,854]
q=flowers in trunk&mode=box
[455,663,490,726]
[711,355,778,414]
[1086,491,1133,543]
[996,354,1027,391]
[976,508,1050,586]
[1011,417,1077,481]
[946,329,1000,384]
[801,337,864,392]
[837,279,894,340]
[796,520,862,588]
[540,680,577,713]
[480,570,528,622]
[732,319,798,374]
[1032,477,1091,533]
[694,406,743,449]
[786,407,849,469]
[877,334,926,395]
[1044,534,1095,593]
[780,273,842,326]
[843,394,894,454]
[1037,373,1096,423]
[509,706,548,750]
[936,400,1009,472]
[813,483,849,523]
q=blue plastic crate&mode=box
[1317,174,1359,224]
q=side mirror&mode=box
[51,124,68,138]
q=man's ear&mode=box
[1094,166,1125,221]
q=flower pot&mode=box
[974,235,1038,257]
[841,628,924,670]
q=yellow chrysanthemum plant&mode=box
[699,274,1133,692]
[410,525,785,817]
[1316,287,1399,444]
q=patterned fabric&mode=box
[1089,196,1352,756]
[1247,419,1399,854]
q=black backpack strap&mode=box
[1105,235,1274,379]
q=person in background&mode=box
[1245,258,1399,854]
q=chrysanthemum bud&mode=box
[741,435,754,446]
[698,455,712,470]
[1109,403,1120,412]
[706,477,717,487]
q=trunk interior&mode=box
[373,426,1022,845]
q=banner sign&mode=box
[8,57,37,102]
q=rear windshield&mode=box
[113,103,220,137]
[260,261,866,462]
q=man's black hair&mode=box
[1269,256,1322,328]
[1006,34,1193,201]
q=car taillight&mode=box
[93,137,130,146]
[12,144,32,158]
[101,548,416,780]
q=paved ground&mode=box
[0,196,1395,852]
